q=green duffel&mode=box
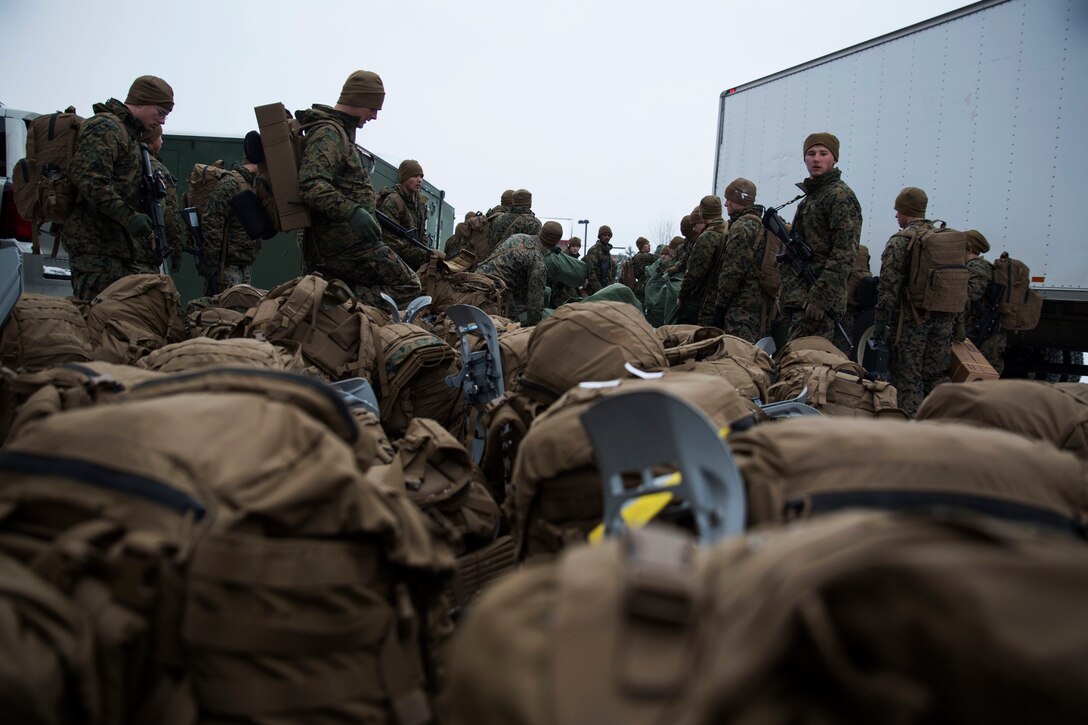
[584,283,642,312]
[545,248,588,289]
[642,259,680,325]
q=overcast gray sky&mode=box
[4,0,968,251]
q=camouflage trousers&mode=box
[70,254,156,302]
[202,264,252,298]
[308,241,422,308]
[979,330,1008,374]
[783,307,841,348]
[386,236,433,272]
[891,311,955,417]
[720,306,765,344]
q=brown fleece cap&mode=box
[398,159,423,183]
[669,235,685,248]
[698,195,722,221]
[540,221,563,246]
[804,132,840,160]
[339,70,385,109]
[689,207,704,226]
[598,225,612,239]
[126,75,174,111]
[513,189,532,207]
[724,177,757,205]
[501,189,514,206]
[895,186,928,217]
[680,215,692,236]
[965,229,990,254]
[636,236,650,249]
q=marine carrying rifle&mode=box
[139,142,168,264]
[763,198,854,349]
[374,209,434,253]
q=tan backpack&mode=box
[242,274,380,381]
[916,380,1088,459]
[754,224,782,300]
[0,293,93,372]
[136,337,305,374]
[992,252,1043,331]
[734,416,1088,533]
[0,368,454,723]
[768,362,903,417]
[84,274,186,364]
[449,512,1088,725]
[374,322,463,440]
[12,108,85,251]
[510,371,758,563]
[419,259,508,319]
[902,222,970,313]
[519,301,669,405]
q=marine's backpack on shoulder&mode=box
[12,107,84,250]
[0,367,454,724]
[902,221,970,313]
[752,220,782,301]
[992,252,1043,331]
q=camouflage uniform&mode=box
[476,233,548,325]
[629,250,658,300]
[62,99,151,300]
[780,167,862,344]
[198,165,263,296]
[582,239,614,294]
[129,153,182,275]
[488,206,541,252]
[876,219,953,416]
[715,205,768,342]
[296,104,420,306]
[677,219,727,326]
[963,255,1007,373]
[378,184,433,271]
[841,244,873,342]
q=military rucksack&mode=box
[250,103,352,232]
[770,336,904,416]
[12,108,84,251]
[901,221,970,313]
[83,273,186,365]
[0,367,454,723]
[136,336,305,374]
[0,293,93,373]
[992,252,1043,331]
[374,322,464,440]
[449,512,1088,725]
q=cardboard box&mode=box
[949,339,1000,382]
[254,103,311,232]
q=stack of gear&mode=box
[83,274,186,364]
[657,325,774,402]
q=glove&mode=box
[954,317,967,342]
[349,207,381,245]
[127,213,153,238]
[169,254,183,274]
[873,320,887,341]
[805,302,826,320]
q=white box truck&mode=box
[712,0,1087,378]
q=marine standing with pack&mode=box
[962,229,1007,372]
[780,133,862,344]
[488,189,541,250]
[874,187,964,416]
[583,225,615,294]
[296,70,421,306]
[63,75,175,300]
[198,157,263,295]
[627,237,657,301]
[715,178,770,342]
[676,195,727,326]
[136,127,183,275]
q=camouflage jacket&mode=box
[716,205,766,311]
[63,98,148,259]
[964,255,994,331]
[582,240,615,294]
[875,219,936,324]
[488,207,541,251]
[630,251,658,297]
[669,233,697,275]
[378,185,432,270]
[199,164,262,275]
[678,219,727,322]
[477,233,548,325]
[131,152,182,267]
[296,104,374,260]
[780,168,862,314]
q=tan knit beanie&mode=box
[513,189,532,207]
[126,75,174,111]
[724,177,757,205]
[894,186,928,217]
[398,159,423,183]
[540,221,563,246]
[698,195,722,221]
[965,229,990,254]
[338,70,385,109]
[803,132,840,160]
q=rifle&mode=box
[763,199,854,350]
[969,281,1005,346]
[139,143,168,264]
[180,206,204,268]
[375,209,434,253]
[864,336,891,381]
